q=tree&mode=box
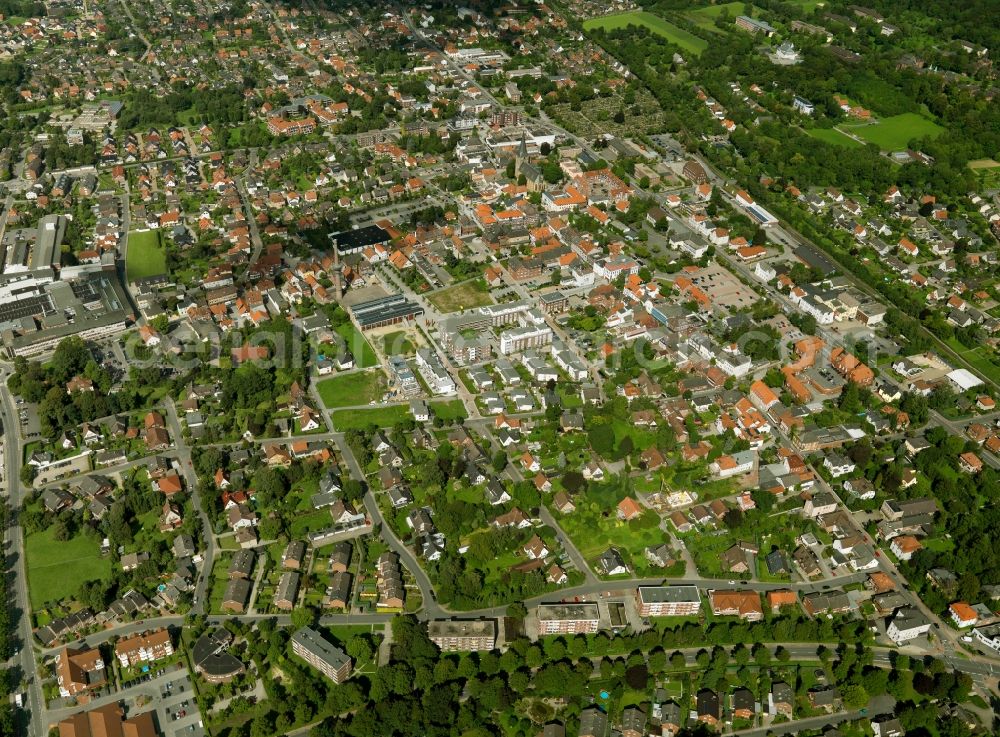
[588,423,616,457]
[752,644,770,666]
[562,471,585,493]
[840,683,869,709]
[956,572,980,602]
[507,602,527,620]
[491,450,507,473]
[258,516,283,541]
[346,634,373,664]
[291,606,318,630]
[252,467,286,506]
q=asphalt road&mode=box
[0,370,46,736]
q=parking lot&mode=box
[119,664,205,737]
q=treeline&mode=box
[898,427,1000,609]
[0,0,44,16]
[0,501,11,662]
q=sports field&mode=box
[584,11,708,55]
[26,526,112,610]
[126,229,168,281]
[844,113,943,150]
[807,128,864,148]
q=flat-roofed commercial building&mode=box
[330,224,391,254]
[0,270,132,358]
[427,619,497,651]
[537,603,600,634]
[350,293,424,331]
[636,585,702,617]
[290,627,352,683]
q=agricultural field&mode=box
[807,127,864,148]
[317,370,386,409]
[969,159,1000,189]
[125,230,168,282]
[427,280,494,313]
[843,113,944,150]
[25,526,113,610]
[583,11,708,56]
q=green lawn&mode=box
[807,127,864,148]
[845,113,944,150]
[584,11,708,56]
[125,230,168,282]
[381,330,415,357]
[426,280,494,313]
[331,405,409,430]
[687,2,764,30]
[783,0,826,10]
[335,323,378,368]
[430,399,468,422]
[290,510,336,538]
[25,527,113,610]
[552,482,668,577]
[317,371,386,409]
[690,2,751,18]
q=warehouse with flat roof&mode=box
[330,224,391,254]
[350,293,424,330]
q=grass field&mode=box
[331,405,409,430]
[334,323,378,368]
[844,113,944,150]
[968,158,1000,170]
[687,3,764,30]
[125,230,168,282]
[583,11,709,55]
[25,527,112,610]
[807,127,864,148]
[430,399,468,422]
[381,330,415,356]
[944,337,1000,386]
[427,280,494,314]
[317,370,386,409]
[783,0,826,10]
